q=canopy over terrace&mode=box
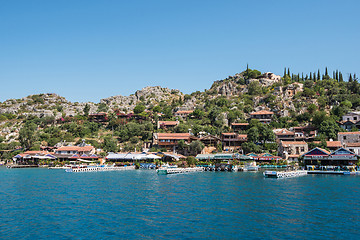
[196,153,252,161]
[106,152,161,162]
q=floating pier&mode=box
[7,165,38,168]
[65,165,135,173]
[263,170,308,178]
[157,167,204,174]
[307,170,357,175]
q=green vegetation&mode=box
[0,66,359,159]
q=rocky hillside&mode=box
[100,86,183,112]
[0,93,97,118]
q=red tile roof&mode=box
[345,142,360,147]
[231,123,249,126]
[313,141,341,148]
[250,110,274,115]
[222,133,237,136]
[158,121,179,126]
[338,131,360,135]
[274,129,295,136]
[175,110,194,114]
[24,151,50,155]
[157,133,191,140]
[281,141,307,146]
[56,146,94,152]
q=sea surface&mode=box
[0,167,359,240]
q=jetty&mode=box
[263,170,308,178]
[7,165,38,168]
[65,165,135,173]
[157,167,204,174]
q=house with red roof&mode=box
[157,121,179,130]
[54,145,98,161]
[174,110,194,118]
[250,110,274,124]
[221,133,247,152]
[279,141,308,162]
[338,131,360,145]
[152,133,197,151]
[231,123,249,132]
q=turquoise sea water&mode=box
[1,167,359,240]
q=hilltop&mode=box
[0,67,359,159]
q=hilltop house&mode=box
[157,121,179,130]
[174,110,193,118]
[250,110,274,124]
[88,112,108,123]
[231,123,249,132]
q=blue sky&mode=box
[0,0,359,102]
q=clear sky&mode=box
[0,0,359,103]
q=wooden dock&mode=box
[263,170,308,178]
[157,167,204,174]
[7,165,38,168]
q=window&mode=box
[301,147,305,152]
[343,136,347,140]
[354,117,357,121]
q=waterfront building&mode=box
[247,152,282,163]
[54,145,98,161]
[302,147,358,166]
[13,151,56,165]
[278,141,308,162]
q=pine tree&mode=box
[317,69,320,80]
[246,64,249,79]
[333,71,335,79]
[305,74,308,80]
[339,72,343,82]
[313,72,316,81]
[349,74,353,82]
[309,74,312,80]
[325,67,328,77]
[283,68,286,78]
[287,68,290,77]
[336,70,339,81]
[302,73,304,81]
